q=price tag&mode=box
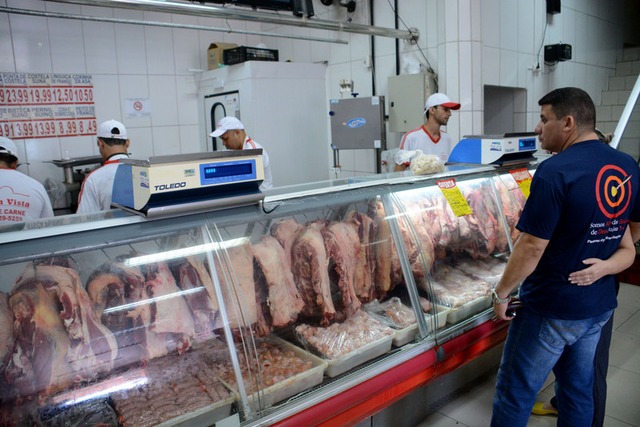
[437,178,473,217]
[509,168,533,199]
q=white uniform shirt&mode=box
[396,125,455,165]
[0,169,54,223]
[76,153,129,214]
[244,137,273,191]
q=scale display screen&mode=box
[519,137,537,151]
[199,159,257,185]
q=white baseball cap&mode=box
[0,136,18,159]
[425,93,461,111]
[209,116,244,138]
[97,119,128,140]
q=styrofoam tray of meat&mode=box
[155,397,235,427]
[325,335,394,377]
[243,336,328,409]
[392,323,420,347]
[444,295,491,324]
[429,306,449,329]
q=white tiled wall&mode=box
[0,0,631,186]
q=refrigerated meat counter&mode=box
[0,163,533,426]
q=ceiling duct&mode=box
[0,5,348,44]
[43,0,418,42]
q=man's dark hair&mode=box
[0,153,17,164]
[98,137,127,146]
[538,87,596,131]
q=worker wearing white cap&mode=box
[77,119,130,213]
[0,136,54,223]
[394,93,461,171]
[210,116,273,190]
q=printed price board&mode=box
[0,73,96,139]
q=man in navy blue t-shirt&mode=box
[490,87,640,427]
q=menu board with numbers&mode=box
[0,72,97,139]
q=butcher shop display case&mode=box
[0,163,531,426]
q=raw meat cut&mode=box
[322,221,362,318]
[253,235,304,328]
[214,242,261,332]
[16,264,118,382]
[169,256,221,342]
[6,278,73,399]
[0,291,14,372]
[426,265,491,308]
[270,218,303,269]
[140,261,196,355]
[87,262,154,368]
[295,310,394,359]
[344,211,376,303]
[291,221,336,325]
[369,200,406,298]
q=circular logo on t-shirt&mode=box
[595,164,632,219]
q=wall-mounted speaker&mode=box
[546,0,561,14]
[544,43,572,62]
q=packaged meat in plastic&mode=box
[363,298,417,329]
[294,310,394,360]
[425,265,491,308]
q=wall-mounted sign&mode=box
[125,97,152,118]
[0,73,96,139]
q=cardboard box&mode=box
[208,43,238,70]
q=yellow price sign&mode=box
[509,168,533,199]
[437,178,473,217]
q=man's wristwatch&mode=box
[492,288,511,304]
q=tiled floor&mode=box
[416,282,640,427]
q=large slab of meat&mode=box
[253,235,304,328]
[5,278,74,399]
[214,242,260,332]
[140,261,196,356]
[4,263,119,401]
[270,218,304,270]
[87,261,156,368]
[291,221,336,325]
[0,291,14,373]
[344,211,376,303]
[19,264,118,379]
[460,183,509,258]
[495,176,526,244]
[369,200,403,299]
[322,221,363,318]
[169,256,221,343]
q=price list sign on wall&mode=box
[0,72,97,139]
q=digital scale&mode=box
[111,150,265,217]
[447,132,539,166]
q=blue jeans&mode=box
[491,307,613,427]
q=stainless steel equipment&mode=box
[48,155,103,212]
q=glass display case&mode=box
[0,164,530,426]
